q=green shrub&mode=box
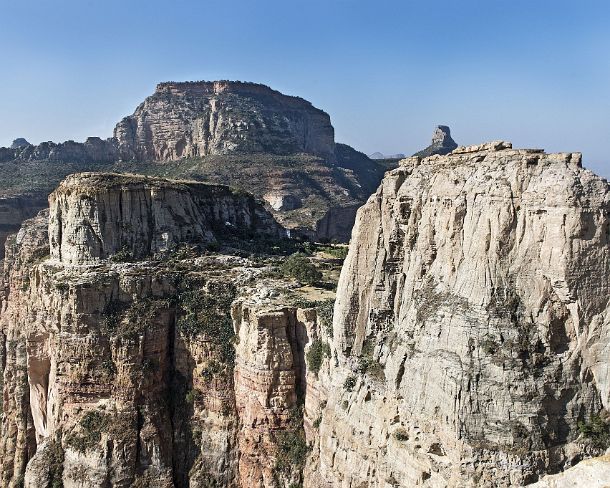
[110,246,134,263]
[274,429,309,475]
[316,299,335,337]
[319,245,348,260]
[176,280,237,363]
[343,375,357,391]
[47,441,64,488]
[280,253,322,284]
[578,414,610,449]
[306,339,330,375]
[394,428,409,442]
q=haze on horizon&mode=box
[1,0,609,177]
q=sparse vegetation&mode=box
[66,410,109,452]
[480,336,499,355]
[316,299,335,337]
[356,340,384,380]
[273,405,309,487]
[109,246,134,263]
[306,339,331,375]
[176,280,237,363]
[343,375,357,391]
[394,428,409,442]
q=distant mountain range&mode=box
[368,151,406,160]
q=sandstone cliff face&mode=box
[114,81,336,163]
[311,142,610,486]
[0,173,329,488]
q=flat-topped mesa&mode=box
[114,80,337,162]
[49,173,283,264]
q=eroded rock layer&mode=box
[310,142,610,487]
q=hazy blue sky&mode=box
[1,0,609,176]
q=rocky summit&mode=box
[114,81,337,162]
[1,138,610,487]
[413,124,458,157]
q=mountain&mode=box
[9,138,31,149]
[315,141,610,486]
[0,81,389,253]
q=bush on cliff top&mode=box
[280,253,322,285]
[176,280,237,363]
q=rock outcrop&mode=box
[1,137,118,164]
[48,173,283,264]
[369,152,406,160]
[10,139,31,150]
[310,142,610,486]
[529,455,610,487]
[413,125,458,157]
[0,193,48,259]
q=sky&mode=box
[1,0,610,177]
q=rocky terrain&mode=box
[369,152,406,160]
[2,140,610,487]
[0,81,390,244]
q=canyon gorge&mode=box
[1,82,609,488]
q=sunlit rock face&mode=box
[48,173,283,264]
[310,142,610,487]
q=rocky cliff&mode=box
[308,141,610,486]
[0,194,48,259]
[0,173,335,487]
[114,81,336,162]
[2,143,610,487]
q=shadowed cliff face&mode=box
[0,194,48,259]
[309,142,610,487]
